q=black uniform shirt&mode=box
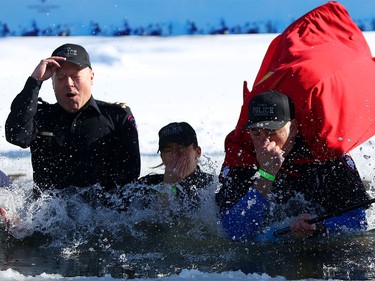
[216,136,370,218]
[6,77,140,190]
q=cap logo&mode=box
[161,125,183,137]
[252,106,275,116]
[56,47,78,58]
[244,90,293,130]
[158,122,197,152]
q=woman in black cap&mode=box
[128,122,215,213]
[141,122,213,185]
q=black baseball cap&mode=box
[158,122,198,152]
[51,43,91,69]
[244,90,294,130]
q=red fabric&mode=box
[223,1,375,168]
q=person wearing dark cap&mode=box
[216,90,369,241]
[134,122,214,212]
[5,43,140,190]
[139,122,213,186]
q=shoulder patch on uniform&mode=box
[341,153,357,172]
[220,166,231,179]
[127,114,136,127]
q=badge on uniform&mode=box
[220,166,231,179]
[38,131,54,137]
[341,153,357,172]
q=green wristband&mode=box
[258,169,276,182]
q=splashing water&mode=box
[0,160,229,278]
[0,142,375,279]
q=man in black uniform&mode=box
[216,91,370,241]
[5,43,140,190]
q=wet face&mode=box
[52,62,94,113]
[249,120,297,157]
[160,143,201,182]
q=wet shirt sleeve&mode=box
[109,105,141,186]
[220,188,269,241]
[216,167,270,241]
[5,77,42,148]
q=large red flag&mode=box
[223,1,375,168]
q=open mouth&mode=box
[66,93,76,98]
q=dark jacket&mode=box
[5,77,140,190]
[216,142,370,241]
[131,166,214,212]
[138,166,214,189]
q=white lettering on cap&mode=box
[56,48,78,58]
[252,106,275,116]
[161,125,184,137]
